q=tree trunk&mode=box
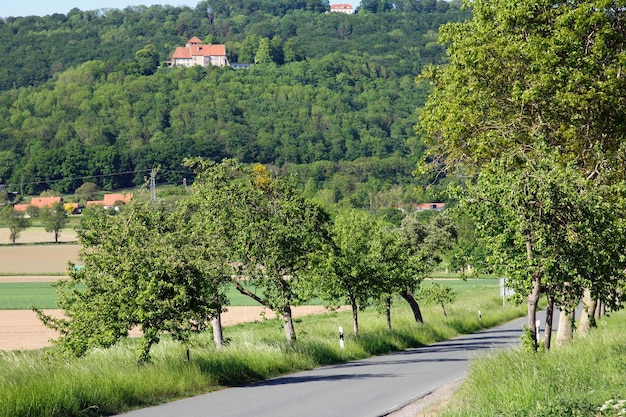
[54,230,59,243]
[400,290,423,323]
[212,313,223,350]
[282,304,297,343]
[578,288,597,334]
[234,280,296,343]
[385,297,392,330]
[525,237,541,351]
[556,307,574,346]
[349,294,359,336]
[595,299,603,319]
[544,294,554,350]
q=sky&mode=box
[2,0,360,18]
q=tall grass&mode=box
[440,310,626,417]
[0,282,527,417]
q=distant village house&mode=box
[413,202,446,211]
[329,3,355,14]
[169,37,230,68]
[87,193,133,211]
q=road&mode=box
[118,313,547,417]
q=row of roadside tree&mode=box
[37,158,456,363]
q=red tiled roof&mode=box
[188,36,202,44]
[30,197,62,208]
[171,44,227,59]
[413,202,446,211]
[102,193,133,206]
[13,204,29,212]
[330,3,353,9]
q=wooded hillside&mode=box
[0,0,470,208]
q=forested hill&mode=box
[0,0,471,207]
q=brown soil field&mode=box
[0,229,80,274]
[0,228,78,245]
[0,306,341,351]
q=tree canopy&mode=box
[419,0,626,349]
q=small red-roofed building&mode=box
[102,193,133,208]
[87,193,133,211]
[30,196,62,208]
[413,202,446,211]
[330,3,355,14]
[170,37,230,67]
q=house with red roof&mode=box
[13,196,62,213]
[87,192,133,210]
[413,202,446,212]
[330,3,355,14]
[169,37,230,68]
[30,196,62,208]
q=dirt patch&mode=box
[0,228,78,245]
[0,306,343,351]
[0,245,80,274]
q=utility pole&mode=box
[150,168,157,203]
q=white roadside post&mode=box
[339,326,345,350]
[536,319,541,344]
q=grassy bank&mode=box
[0,282,528,417]
[440,310,626,417]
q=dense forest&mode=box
[0,0,470,209]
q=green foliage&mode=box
[39,202,69,243]
[419,0,626,347]
[37,198,227,362]
[0,4,470,197]
[74,182,100,203]
[419,281,456,317]
[185,158,332,342]
[0,206,29,244]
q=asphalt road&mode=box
[118,313,547,417]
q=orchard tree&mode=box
[419,0,626,179]
[419,0,626,348]
[37,200,226,362]
[457,151,626,349]
[314,209,391,336]
[40,202,69,243]
[394,211,457,323]
[186,158,331,343]
[0,206,29,244]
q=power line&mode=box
[3,169,196,193]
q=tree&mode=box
[135,44,160,76]
[0,206,29,244]
[419,0,626,348]
[457,150,626,349]
[315,209,388,336]
[419,0,626,180]
[75,182,100,203]
[186,158,331,343]
[40,202,69,243]
[37,199,226,362]
[419,282,456,318]
[394,211,457,323]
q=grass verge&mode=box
[440,310,626,417]
[0,281,527,417]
